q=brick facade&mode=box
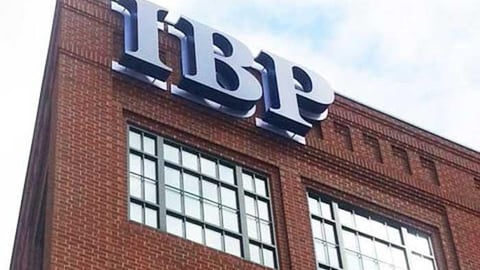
[11,0,480,269]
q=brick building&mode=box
[10,0,480,269]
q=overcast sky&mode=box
[0,0,479,268]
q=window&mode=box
[128,127,277,268]
[308,193,438,270]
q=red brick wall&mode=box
[19,0,480,269]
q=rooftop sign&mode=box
[112,0,335,143]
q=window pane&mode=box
[202,180,218,202]
[166,214,183,237]
[186,222,203,244]
[242,173,254,192]
[129,202,142,223]
[165,188,182,212]
[145,207,158,228]
[245,195,256,216]
[363,256,379,270]
[182,150,198,171]
[221,187,237,209]
[308,197,319,216]
[164,166,180,188]
[314,240,328,265]
[371,219,387,240]
[183,173,200,195]
[185,195,201,219]
[129,131,141,150]
[225,235,241,257]
[355,214,371,234]
[387,225,402,245]
[258,200,270,221]
[219,164,235,185]
[222,208,238,232]
[411,233,431,255]
[144,158,157,180]
[339,208,354,227]
[324,223,336,243]
[144,180,157,203]
[392,247,407,269]
[379,262,394,270]
[129,153,142,175]
[375,241,392,264]
[260,221,272,244]
[421,257,435,270]
[327,244,340,268]
[129,174,142,198]
[320,201,332,220]
[359,235,375,257]
[263,248,275,268]
[203,201,220,226]
[255,177,267,196]
[143,135,156,156]
[249,243,261,264]
[205,228,222,250]
[201,157,216,177]
[311,219,323,240]
[346,251,362,270]
[343,229,359,252]
[164,143,179,164]
[247,217,259,240]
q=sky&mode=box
[0,0,479,268]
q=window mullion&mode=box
[332,202,347,270]
[401,227,414,270]
[158,137,167,231]
[236,165,250,259]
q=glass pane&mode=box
[375,241,392,264]
[258,200,270,221]
[327,245,340,268]
[324,223,336,243]
[359,235,375,257]
[411,254,422,270]
[346,251,362,270]
[242,173,254,192]
[143,135,156,155]
[165,188,182,212]
[311,219,323,240]
[263,248,275,268]
[339,208,354,227]
[129,130,141,150]
[260,221,272,244]
[415,234,431,255]
[314,240,327,265]
[225,235,241,257]
[129,174,142,198]
[186,221,203,244]
[308,197,319,215]
[202,180,218,202]
[222,208,238,232]
[129,202,142,223]
[362,256,379,270]
[203,201,220,226]
[247,217,259,240]
[249,243,261,264]
[342,229,359,252]
[200,157,216,177]
[392,247,407,269]
[320,201,332,220]
[379,262,394,270]
[387,225,402,245]
[421,257,435,270]
[145,207,158,228]
[144,180,157,203]
[144,158,157,180]
[245,195,256,216]
[164,166,181,188]
[183,173,200,195]
[185,195,201,219]
[219,164,235,185]
[205,228,222,250]
[220,187,237,209]
[129,153,142,175]
[355,214,371,234]
[255,177,267,196]
[166,214,183,237]
[371,219,387,240]
[164,143,179,164]
[182,150,198,171]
